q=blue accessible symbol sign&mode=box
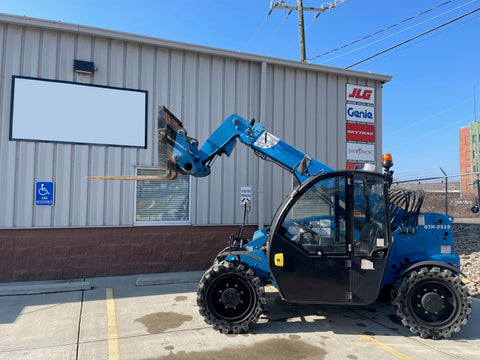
[35,181,54,206]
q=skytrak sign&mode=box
[346,143,375,161]
[346,123,375,142]
[346,84,375,104]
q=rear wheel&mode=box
[391,266,472,339]
[197,260,265,334]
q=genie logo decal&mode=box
[346,123,375,142]
[346,104,375,123]
[346,84,375,104]
[346,143,375,161]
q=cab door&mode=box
[268,171,391,305]
[268,172,351,303]
[350,172,391,304]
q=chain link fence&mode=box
[392,172,480,224]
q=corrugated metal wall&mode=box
[0,14,390,228]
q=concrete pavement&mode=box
[0,271,479,360]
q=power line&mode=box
[346,6,480,69]
[306,0,455,61]
[353,12,480,69]
[243,7,275,52]
[244,15,270,51]
[318,0,478,65]
[244,1,293,52]
[261,9,294,52]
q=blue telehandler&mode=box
[159,106,472,340]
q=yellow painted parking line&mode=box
[304,305,414,360]
[106,288,121,360]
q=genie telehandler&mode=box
[159,106,474,339]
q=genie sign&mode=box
[346,104,375,123]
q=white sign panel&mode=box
[10,76,147,148]
[346,104,375,123]
[346,143,375,161]
[240,186,252,206]
[346,84,375,105]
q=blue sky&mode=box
[1,0,479,181]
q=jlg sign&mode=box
[346,84,375,104]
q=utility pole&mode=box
[297,0,306,62]
[270,0,347,62]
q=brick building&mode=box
[459,121,480,197]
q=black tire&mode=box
[197,260,266,334]
[391,266,472,339]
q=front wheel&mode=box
[197,260,266,334]
[391,266,472,339]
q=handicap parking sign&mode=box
[35,181,54,206]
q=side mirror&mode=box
[297,154,312,176]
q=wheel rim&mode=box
[207,273,256,322]
[407,279,460,327]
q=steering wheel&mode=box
[291,220,317,243]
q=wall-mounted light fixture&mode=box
[74,60,96,75]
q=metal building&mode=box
[0,13,391,281]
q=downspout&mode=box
[258,61,267,230]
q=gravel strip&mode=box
[452,223,480,298]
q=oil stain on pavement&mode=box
[145,338,326,360]
[135,312,193,334]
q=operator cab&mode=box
[268,170,391,305]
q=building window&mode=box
[135,168,190,225]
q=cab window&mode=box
[281,176,347,255]
[352,174,388,256]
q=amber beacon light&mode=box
[382,153,393,171]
